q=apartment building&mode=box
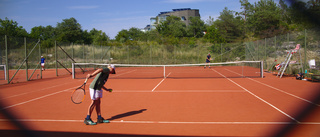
[144,8,200,31]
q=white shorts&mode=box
[89,88,103,100]
[41,63,45,66]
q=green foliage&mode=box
[247,0,283,38]
[115,27,146,42]
[1,0,319,55]
[215,7,242,42]
[188,16,206,38]
[55,17,83,43]
[288,0,320,29]
[204,24,225,44]
[156,16,187,37]
[89,28,109,46]
[29,25,55,48]
[0,17,28,37]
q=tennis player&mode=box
[41,56,45,71]
[84,64,116,125]
[204,53,211,68]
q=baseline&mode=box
[1,119,319,125]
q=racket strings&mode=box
[71,88,85,104]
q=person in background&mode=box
[204,53,211,68]
[41,56,45,71]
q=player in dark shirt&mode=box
[205,53,211,68]
[84,65,116,125]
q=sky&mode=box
[0,0,280,39]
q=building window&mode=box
[181,16,186,21]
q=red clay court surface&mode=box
[0,66,319,137]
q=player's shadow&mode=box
[107,109,147,121]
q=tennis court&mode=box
[0,63,319,137]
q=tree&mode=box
[156,16,187,37]
[115,29,129,43]
[307,0,320,27]
[278,0,293,31]
[188,16,206,38]
[115,27,146,42]
[237,0,254,38]
[30,25,55,48]
[204,24,224,43]
[288,0,320,29]
[55,17,83,43]
[247,0,283,38]
[30,25,55,40]
[214,7,244,42]
[206,16,215,26]
[0,17,28,37]
[127,27,146,41]
[89,28,109,46]
[238,0,253,22]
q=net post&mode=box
[163,65,166,78]
[261,61,264,78]
[55,41,58,76]
[242,62,244,78]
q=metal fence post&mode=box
[55,41,58,76]
[5,35,9,84]
[71,42,74,59]
[220,43,222,62]
[39,39,42,79]
[304,29,307,72]
[93,45,95,63]
[25,37,28,81]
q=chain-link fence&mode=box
[109,42,245,65]
[0,36,42,84]
[53,42,110,76]
[0,35,110,84]
[1,29,319,84]
[245,29,320,75]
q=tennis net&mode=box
[72,61,263,79]
[0,65,7,80]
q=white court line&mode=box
[111,90,245,93]
[0,79,83,100]
[151,72,171,92]
[1,119,319,125]
[212,69,299,123]
[1,86,77,110]
[161,90,245,92]
[247,77,320,106]
[225,69,320,106]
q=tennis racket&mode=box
[71,78,88,104]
